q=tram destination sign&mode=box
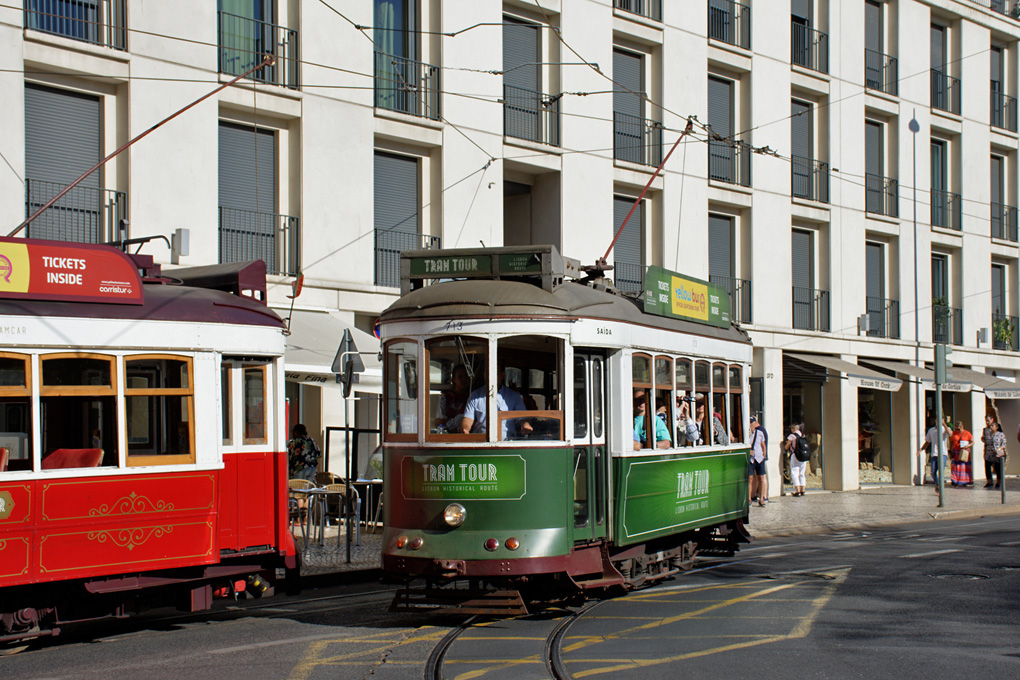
[642,266,731,328]
[0,237,143,305]
[401,454,526,500]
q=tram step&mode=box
[390,588,528,617]
[573,575,625,590]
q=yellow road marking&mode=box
[287,626,447,680]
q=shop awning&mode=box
[942,365,1020,400]
[860,358,970,392]
[275,310,382,393]
[786,353,902,392]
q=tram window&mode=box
[713,363,730,445]
[592,358,604,439]
[125,356,195,466]
[385,340,419,441]
[632,353,669,450]
[729,365,744,444]
[423,336,485,440]
[221,364,233,445]
[242,365,267,445]
[0,354,32,472]
[675,359,693,446]
[573,448,589,528]
[654,356,673,449]
[495,336,563,442]
[40,354,117,468]
[693,361,711,445]
[573,356,587,439]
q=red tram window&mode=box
[242,365,268,445]
[0,352,32,472]
[40,353,117,468]
[125,355,195,466]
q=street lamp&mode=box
[909,113,922,487]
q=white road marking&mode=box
[899,548,961,559]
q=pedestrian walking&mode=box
[948,421,973,487]
[785,422,808,497]
[288,423,322,482]
[748,416,768,507]
[918,417,950,491]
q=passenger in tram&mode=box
[633,390,670,450]
[678,396,727,446]
[460,364,533,437]
[434,364,470,433]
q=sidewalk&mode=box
[748,476,1020,538]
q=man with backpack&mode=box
[785,422,811,497]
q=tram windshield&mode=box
[495,336,563,441]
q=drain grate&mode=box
[928,573,989,580]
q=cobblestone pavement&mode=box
[290,478,1019,574]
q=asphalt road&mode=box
[3,515,1018,679]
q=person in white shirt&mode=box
[785,422,808,497]
[917,417,951,491]
[748,416,768,507]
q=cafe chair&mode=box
[323,483,360,546]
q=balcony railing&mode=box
[991,89,1018,132]
[982,0,1020,18]
[709,139,751,187]
[931,189,962,231]
[708,0,750,50]
[614,261,645,294]
[993,312,1019,351]
[866,297,900,339]
[374,51,441,120]
[24,178,125,244]
[931,69,961,115]
[792,156,830,203]
[865,173,898,217]
[991,202,1019,241]
[613,0,661,21]
[503,85,560,147]
[792,286,830,332]
[218,11,299,89]
[710,275,752,324]
[865,49,898,96]
[792,22,828,74]
[932,305,962,346]
[614,112,663,166]
[375,230,440,288]
[24,0,126,50]
[219,207,300,276]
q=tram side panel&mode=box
[611,449,750,547]
[383,446,574,577]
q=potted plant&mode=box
[993,316,1015,349]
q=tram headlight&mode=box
[443,503,466,527]
[396,536,408,549]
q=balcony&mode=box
[218,11,299,89]
[375,230,440,288]
[931,189,962,231]
[24,0,126,50]
[792,286,830,332]
[991,203,1018,242]
[993,313,1019,352]
[865,49,898,96]
[931,69,961,115]
[866,297,900,339]
[614,112,663,167]
[792,23,828,75]
[991,90,1018,132]
[932,305,962,346]
[982,0,1020,18]
[709,139,751,187]
[708,0,750,50]
[613,0,661,21]
[614,261,645,294]
[792,156,830,203]
[219,207,300,276]
[710,275,752,324]
[865,173,898,217]
[374,52,441,120]
[503,85,560,147]
[24,178,125,244]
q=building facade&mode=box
[2,0,1019,490]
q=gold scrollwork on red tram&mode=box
[88,526,174,551]
[89,491,175,518]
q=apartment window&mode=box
[217,0,298,88]
[930,24,959,115]
[503,16,559,146]
[24,84,124,244]
[613,48,660,166]
[375,151,424,287]
[991,153,1017,242]
[218,121,298,275]
[991,262,1017,351]
[708,76,749,186]
[864,0,896,95]
[374,0,439,119]
[24,0,126,50]
[791,0,828,74]
[708,214,751,324]
[613,196,644,293]
[791,98,828,203]
[791,228,828,331]
[931,253,960,345]
[930,138,960,230]
[991,46,1017,132]
[865,118,897,217]
[865,241,898,339]
[708,0,750,51]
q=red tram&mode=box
[0,237,295,649]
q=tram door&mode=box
[571,352,608,544]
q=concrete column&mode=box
[762,347,784,498]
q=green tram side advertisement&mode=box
[379,246,753,614]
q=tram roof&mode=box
[380,279,750,344]
[0,280,284,328]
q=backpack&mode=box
[792,433,811,462]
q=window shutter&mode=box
[791,229,813,290]
[991,47,1003,90]
[991,156,1004,206]
[791,0,811,24]
[930,25,945,70]
[992,265,1004,313]
[707,77,733,138]
[865,121,882,176]
[218,122,276,214]
[865,1,881,52]
[374,151,419,235]
[613,197,642,266]
[708,214,733,279]
[25,84,100,187]
[503,17,539,92]
[790,99,812,160]
[613,49,643,118]
[865,242,884,299]
[931,255,946,299]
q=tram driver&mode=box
[460,364,534,438]
[434,364,470,433]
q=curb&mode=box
[750,505,1020,539]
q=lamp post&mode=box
[909,113,923,487]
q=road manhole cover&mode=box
[928,573,989,580]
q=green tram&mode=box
[379,246,752,612]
